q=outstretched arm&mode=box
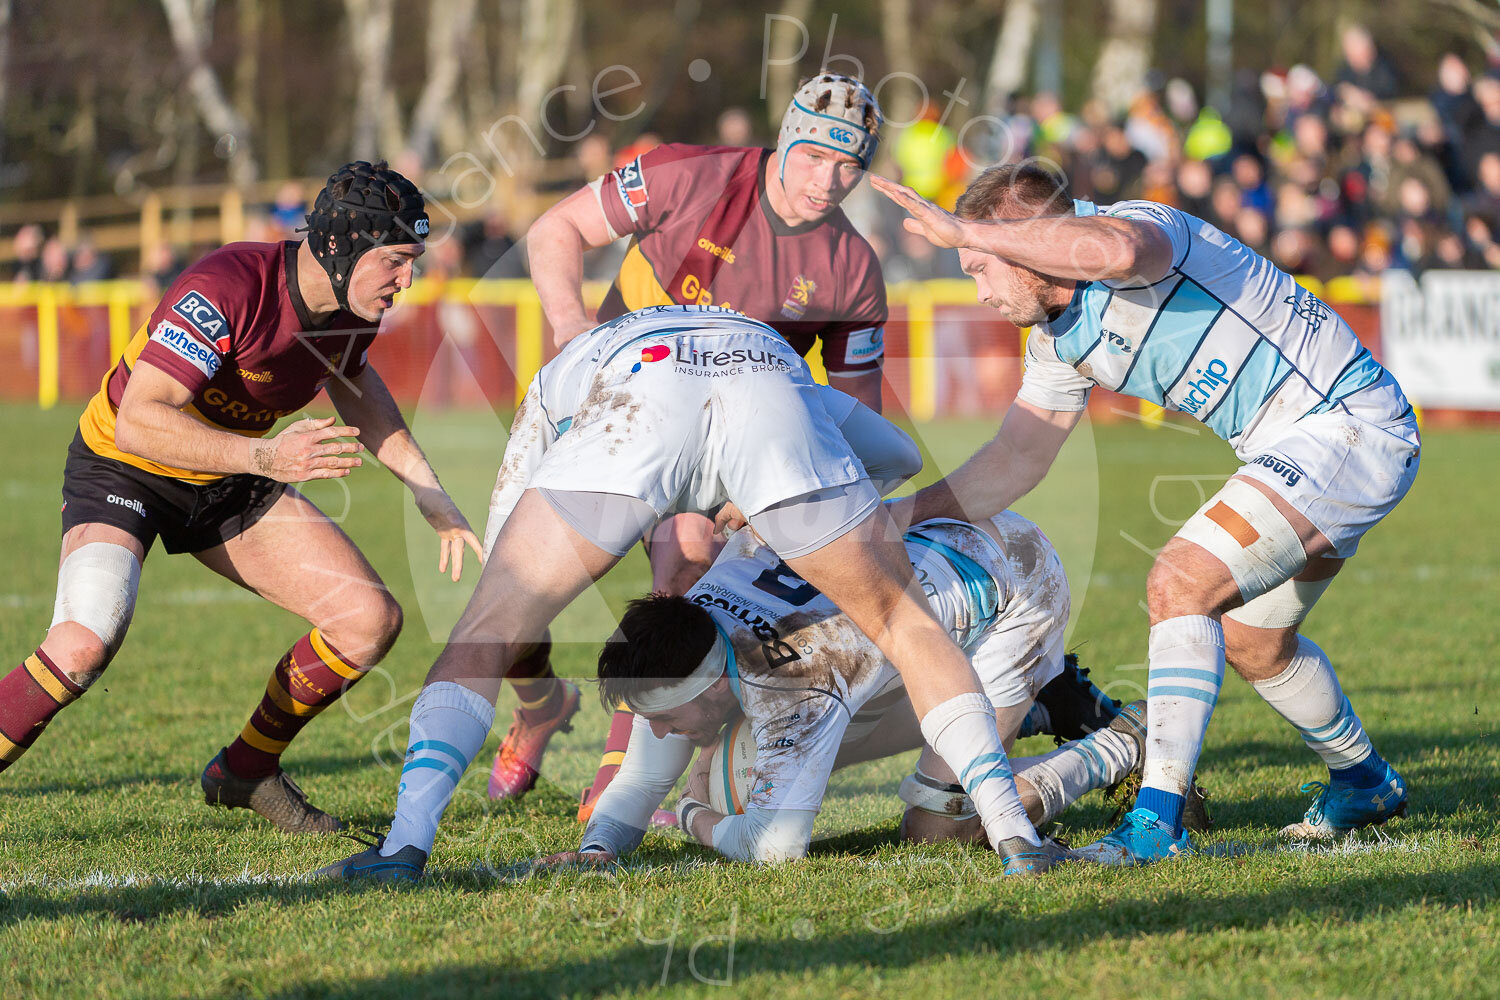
[527,183,621,347]
[327,367,482,580]
[890,400,1081,533]
[870,174,1175,285]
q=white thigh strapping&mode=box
[1176,478,1307,603]
[51,542,142,650]
[1224,574,1336,629]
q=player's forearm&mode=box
[962,215,1157,283]
[527,216,594,346]
[115,398,261,476]
[910,433,1041,525]
[330,372,440,494]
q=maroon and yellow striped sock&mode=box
[0,650,84,774]
[508,636,562,724]
[224,629,366,780]
[583,706,636,802]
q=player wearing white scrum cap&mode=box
[875,162,1417,865]
[534,512,1202,872]
[494,74,890,810]
[316,305,1079,881]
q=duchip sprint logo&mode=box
[631,345,670,373]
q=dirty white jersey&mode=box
[1018,200,1411,460]
[487,305,868,535]
[682,512,1068,815]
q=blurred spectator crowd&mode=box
[12,27,1500,292]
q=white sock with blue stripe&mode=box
[1138,615,1225,835]
[1015,727,1138,824]
[382,681,495,857]
[1251,634,1385,787]
[920,692,1039,848]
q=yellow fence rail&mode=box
[0,275,1377,419]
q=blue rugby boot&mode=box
[1074,807,1195,867]
[313,831,427,882]
[999,836,1074,876]
[1280,763,1408,840]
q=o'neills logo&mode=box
[107,494,147,517]
[1179,358,1231,415]
[1249,453,1306,488]
[673,343,796,377]
[696,237,735,264]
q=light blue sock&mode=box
[382,681,495,857]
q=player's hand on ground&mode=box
[414,487,484,581]
[254,416,363,482]
[869,175,970,250]
[532,849,617,871]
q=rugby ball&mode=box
[707,714,757,815]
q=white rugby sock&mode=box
[1016,728,1138,824]
[920,693,1039,848]
[382,681,495,857]
[1251,634,1375,773]
[1138,615,1224,830]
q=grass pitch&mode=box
[1,401,1497,1000]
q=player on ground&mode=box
[0,161,482,833]
[511,78,1121,813]
[314,305,1061,880]
[874,163,1417,863]
[489,75,890,811]
[538,512,1160,871]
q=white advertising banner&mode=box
[1380,270,1500,410]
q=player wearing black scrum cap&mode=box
[0,161,483,833]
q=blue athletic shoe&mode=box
[1074,807,1195,866]
[313,831,427,882]
[1280,764,1408,840]
[999,836,1073,876]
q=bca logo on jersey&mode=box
[617,157,649,208]
[172,290,230,351]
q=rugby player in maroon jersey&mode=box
[477,76,892,813]
[0,161,483,833]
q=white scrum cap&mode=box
[777,74,883,173]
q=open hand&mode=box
[415,487,484,581]
[253,416,363,482]
[869,175,971,250]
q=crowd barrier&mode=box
[0,276,1398,423]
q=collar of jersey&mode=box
[711,619,744,706]
[1047,279,1092,338]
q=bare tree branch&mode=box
[159,0,259,183]
[344,0,397,161]
[408,0,479,162]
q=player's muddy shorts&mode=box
[60,430,286,554]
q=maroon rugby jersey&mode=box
[79,241,375,482]
[596,143,887,375]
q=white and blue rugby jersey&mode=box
[1018,200,1409,458]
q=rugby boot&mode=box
[488,680,581,801]
[999,835,1074,876]
[1104,701,1213,833]
[1033,655,1122,742]
[313,831,426,882]
[1280,763,1408,840]
[1074,807,1195,866]
[201,747,343,834]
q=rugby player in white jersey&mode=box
[316,305,1063,879]
[872,165,1417,864]
[537,512,1146,872]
